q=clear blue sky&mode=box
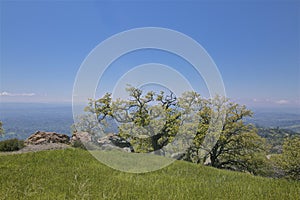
[0,1,299,108]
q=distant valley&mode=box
[0,103,299,141]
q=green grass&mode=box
[0,149,299,200]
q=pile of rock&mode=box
[69,131,133,152]
[70,131,92,144]
[24,131,133,152]
[24,131,70,145]
[97,133,133,152]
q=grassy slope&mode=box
[0,149,299,200]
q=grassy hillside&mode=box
[0,149,299,200]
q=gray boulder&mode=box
[171,152,185,160]
[70,131,92,144]
[97,133,133,152]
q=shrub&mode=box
[0,138,25,152]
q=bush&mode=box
[0,138,25,152]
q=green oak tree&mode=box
[84,87,268,174]
[275,136,300,180]
[0,121,4,136]
[180,95,267,174]
[84,87,181,153]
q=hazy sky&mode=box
[0,1,299,108]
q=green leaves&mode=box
[180,96,268,174]
[275,136,300,180]
[0,121,4,136]
[82,86,269,175]
[85,86,182,153]
[86,93,113,121]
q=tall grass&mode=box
[0,149,299,200]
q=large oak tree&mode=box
[84,87,266,173]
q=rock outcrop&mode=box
[70,131,92,144]
[70,132,133,152]
[24,131,70,145]
[171,152,185,160]
[97,133,133,152]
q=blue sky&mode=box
[0,1,299,108]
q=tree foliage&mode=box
[0,121,4,136]
[179,94,267,174]
[84,86,267,173]
[85,87,181,153]
[274,136,300,180]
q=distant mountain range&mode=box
[0,103,74,140]
[246,111,300,133]
[0,103,299,141]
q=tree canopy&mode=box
[0,121,4,136]
[83,86,268,173]
[274,136,300,180]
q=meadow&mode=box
[0,149,299,200]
